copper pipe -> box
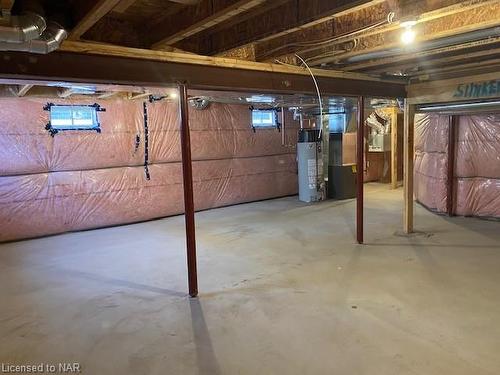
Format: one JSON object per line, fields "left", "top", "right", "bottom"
{"left": 179, "top": 84, "right": 198, "bottom": 297}
{"left": 356, "top": 96, "right": 365, "bottom": 244}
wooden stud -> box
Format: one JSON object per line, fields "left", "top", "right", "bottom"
{"left": 390, "top": 106, "right": 398, "bottom": 190}
{"left": 16, "top": 84, "right": 33, "bottom": 97}
{"left": 403, "top": 100, "right": 415, "bottom": 234}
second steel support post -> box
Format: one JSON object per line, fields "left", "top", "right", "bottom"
{"left": 356, "top": 96, "right": 365, "bottom": 244}
{"left": 179, "top": 84, "right": 198, "bottom": 297}
{"left": 447, "top": 115, "right": 458, "bottom": 216}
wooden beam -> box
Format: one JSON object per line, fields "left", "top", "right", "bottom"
{"left": 152, "top": 0, "right": 266, "bottom": 49}
{"left": 69, "top": 0, "right": 123, "bottom": 40}
{"left": 16, "top": 84, "right": 33, "bottom": 97}
{"left": 403, "top": 100, "right": 415, "bottom": 234}
{"left": 390, "top": 106, "right": 398, "bottom": 189}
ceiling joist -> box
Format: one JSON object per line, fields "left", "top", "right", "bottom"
{"left": 151, "top": 0, "right": 266, "bottom": 49}
{"left": 69, "top": 0, "right": 124, "bottom": 40}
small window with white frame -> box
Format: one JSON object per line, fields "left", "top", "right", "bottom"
{"left": 44, "top": 103, "right": 104, "bottom": 136}
{"left": 251, "top": 108, "right": 278, "bottom": 129}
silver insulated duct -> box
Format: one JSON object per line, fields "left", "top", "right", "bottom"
{"left": 0, "top": 12, "right": 46, "bottom": 42}
{"left": 0, "top": 1, "right": 67, "bottom": 54}
{"left": 0, "top": 21, "right": 67, "bottom": 53}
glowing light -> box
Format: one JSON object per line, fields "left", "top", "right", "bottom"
{"left": 169, "top": 92, "right": 178, "bottom": 99}
{"left": 401, "top": 27, "right": 416, "bottom": 45}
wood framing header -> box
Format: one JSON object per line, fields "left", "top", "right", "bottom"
{"left": 0, "top": 41, "right": 406, "bottom": 98}
{"left": 408, "top": 71, "right": 500, "bottom": 105}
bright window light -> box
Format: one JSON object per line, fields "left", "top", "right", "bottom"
{"left": 251, "top": 109, "right": 277, "bottom": 128}
{"left": 50, "top": 105, "right": 99, "bottom": 130}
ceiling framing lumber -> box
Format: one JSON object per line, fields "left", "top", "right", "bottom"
{"left": 151, "top": 0, "right": 266, "bottom": 49}
{"left": 112, "top": 0, "right": 138, "bottom": 13}
{"left": 69, "top": 0, "right": 124, "bottom": 40}
{"left": 407, "top": 71, "right": 500, "bottom": 105}
{"left": 0, "top": 41, "right": 406, "bottom": 98}
{"left": 363, "top": 46, "right": 500, "bottom": 76}
{"left": 16, "top": 84, "right": 33, "bottom": 97}
{"left": 306, "top": 2, "right": 500, "bottom": 67}
{"left": 219, "top": 0, "right": 385, "bottom": 56}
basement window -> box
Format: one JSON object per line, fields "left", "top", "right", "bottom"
{"left": 44, "top": 103, "right": 104, "bottom": 136}
{"left": 251, "top": 108, "right": 278, "bottom": 128}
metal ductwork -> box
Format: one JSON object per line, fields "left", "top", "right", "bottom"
{"left": 0, "top": 0, "right": 67, "bottom": 54}
{"left": 0, "top": 12, "right": 46, "bottom": 42}
{"left": 0, "top": 21, "right": 67, "bottom": 53}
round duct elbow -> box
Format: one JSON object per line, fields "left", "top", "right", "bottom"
{"left": 0, "top": 12, "right": 46, "bottom": 43}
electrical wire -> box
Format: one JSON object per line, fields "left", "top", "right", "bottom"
{"left": 259, "top": 13, "right": 393, "bottom": 61}
{"left": 294, "top": 53, "right": 323, "bottom": 141}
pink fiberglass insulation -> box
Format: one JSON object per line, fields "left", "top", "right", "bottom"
{"left": 0, "top": 97, "right": 299, "bottom": 241}
{"left": 414, "top": 113, "right": 449, "bottom": 212}
{"left": 454, "top": 115, "right": 500, "bottom": 218}
{"left": 414, "top": 113, "right": 499, "bottom": 218}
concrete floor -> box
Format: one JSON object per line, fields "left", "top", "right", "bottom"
{"left": 0, "top": 183, "right": 499, "bottom": 375}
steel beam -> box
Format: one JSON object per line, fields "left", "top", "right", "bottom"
{"left": 0, "top": 50, "right": 406, "bottom": 98}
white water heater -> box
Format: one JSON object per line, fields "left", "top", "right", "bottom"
{"left": 297, "top": 129, "right": 324, "bottom": 203}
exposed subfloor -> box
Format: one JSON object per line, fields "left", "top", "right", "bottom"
{"left": 1, "top": 183, "right": 499, "bottom": 375}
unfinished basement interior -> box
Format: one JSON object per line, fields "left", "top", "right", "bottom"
{"left": 0, "top": 0, "right": 499, "bottom": 374}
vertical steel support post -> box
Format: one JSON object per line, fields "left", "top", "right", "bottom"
{"left": 403, "top": 100, "right": 416, "bottom": 234}
{"left": 179, "top": 84, "right": 198, "bottom": 297}
{"left": 356, "top": 96, "right": 365, "bottom": 244}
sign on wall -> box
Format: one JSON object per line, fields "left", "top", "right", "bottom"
{"left": 453, "top": 80, "right": 500, "bottom": 99}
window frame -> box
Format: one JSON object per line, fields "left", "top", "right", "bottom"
{"left": 250, "top": 107, "right": 280, "bottom": 130}
{"left": 44, "top": 103, "right": 105, "bottom": 136}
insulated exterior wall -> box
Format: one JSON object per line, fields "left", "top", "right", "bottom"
{"left": 414, "top": 113, "right": 449, "bottom": 213}
{"left": 454, "top": 115, "right": 500, "bottom": 217}
{"left": 413, "top": 113, "right": 499, "bottom": 218}
{"left": 0, "top": 98, "right": 299, "bottom": 242}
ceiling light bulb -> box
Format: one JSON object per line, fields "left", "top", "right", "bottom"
{"left": 401, "top": 27, "right": 416, "bottom": 45}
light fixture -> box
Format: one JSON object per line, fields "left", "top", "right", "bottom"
{"left": 401, "top": 27, "right": 416, "bottom": 44}
{"left": 400, "top": 19, "right": 417, "bottom": 45}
